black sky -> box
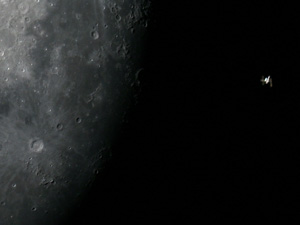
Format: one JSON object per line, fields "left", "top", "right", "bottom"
{"left": 69, "top": 2, "right": 300, "bottom": 224}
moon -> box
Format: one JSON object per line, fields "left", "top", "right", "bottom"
{"left": 0, "top": 0, "right": 150, "bottom": 224}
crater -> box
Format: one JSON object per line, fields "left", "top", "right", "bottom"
{"left": 17, "top": 2, "right": 29, "bottom": 14}
{"left": 29, "top": 138, "right": 44, "bottom": 153}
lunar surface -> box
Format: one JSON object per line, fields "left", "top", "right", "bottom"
{"left": 0, "top": 0, "right": 150, "bottom": 224}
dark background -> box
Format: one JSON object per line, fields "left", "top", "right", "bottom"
{"left": 70, "top": 2, "right": 300, "bottom": 224}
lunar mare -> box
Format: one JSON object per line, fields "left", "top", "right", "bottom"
{"left": 0, "top": 0, "right": 150, "bottom": 224}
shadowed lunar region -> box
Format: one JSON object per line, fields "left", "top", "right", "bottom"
{"left": 0, "top": 0, "right": 150, "bottom": 224}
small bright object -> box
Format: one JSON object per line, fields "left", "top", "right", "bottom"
{"left": 265, "top": 76, "right": 270, "bottom": 83}
{"left": 261, "top": 75, "right": 273, "bottom": 87}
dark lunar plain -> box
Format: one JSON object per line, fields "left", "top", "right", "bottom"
{"left": 2, "top": 1, "right": 300, "bottom": 224}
